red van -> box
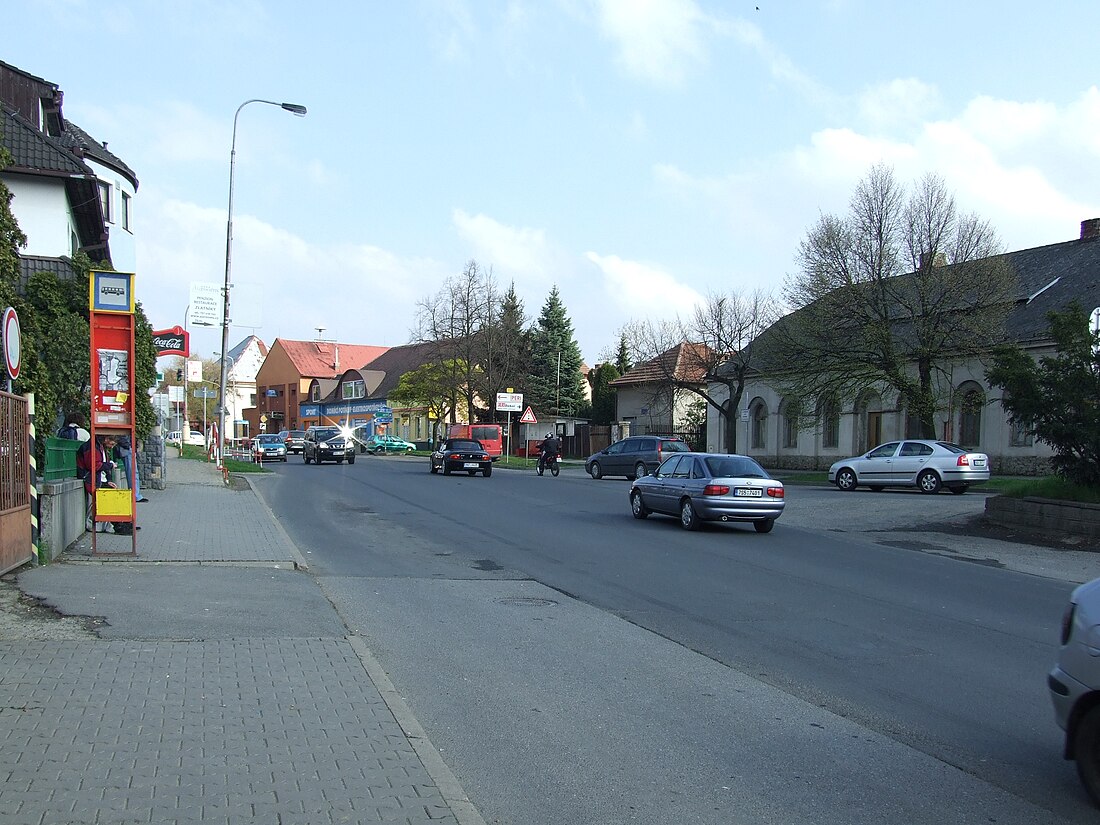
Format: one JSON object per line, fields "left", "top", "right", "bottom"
{"left": 447, "top": 423, "right": 503, "bottom": 459}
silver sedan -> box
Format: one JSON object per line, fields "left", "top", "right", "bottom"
{"left": 629, "top": 452, "right": 785, "bottom": 532}
{"left": 828, "top": 439, "right": 990, "bottom": 495}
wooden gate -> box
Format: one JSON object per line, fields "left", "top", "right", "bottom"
{"left": 0, "top": 390, "right": 31, "bottom": 574}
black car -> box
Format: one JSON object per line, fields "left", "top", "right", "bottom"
{"left": 282, "top": 430, "right": 307, "bottom": 454}
{"left": 430, "top": 438, "right": 492, "bottom": 477}
{"left": 585, "top": 435, "right": 690, "bottom": 480}
{"left": 303, "top": 426, "right": 355, "bottom": 465}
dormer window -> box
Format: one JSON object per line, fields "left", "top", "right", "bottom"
{"left": 311, "top": 385, "right": 319, "bottom": 402}
{"left": 342, "top": 379, "right": 364, "bottom": 400}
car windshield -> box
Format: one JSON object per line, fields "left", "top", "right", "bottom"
{"left": 703, "top": 456, "right": 769, "bottom": 479}
{"left": 313, "top": 428, "right": 340, "bottom": 440}
{"left": 256, "top": 435, "right": 281, "bottom": 444}
{"left": 448, "top": 440, "right": 482, "bottom": 451}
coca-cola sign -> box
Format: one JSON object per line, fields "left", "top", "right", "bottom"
{"left": 152, "top": 326, "right": 189, "bottom": 356}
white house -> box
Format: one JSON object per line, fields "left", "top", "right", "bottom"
{"left": 705, "top": 220, "right": 1100, "bottom": 476}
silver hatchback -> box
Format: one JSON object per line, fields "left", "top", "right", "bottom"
{"left": 629, "top": 452, "right": 785, "bottom": 532}
{"left": 828, "top": 439, "right": 989, "bottom": 495}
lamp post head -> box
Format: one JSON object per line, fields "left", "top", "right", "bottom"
{"left": 281, "top": 103, "right": 308, "bottom": 117}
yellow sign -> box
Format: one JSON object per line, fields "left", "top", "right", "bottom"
{"left": 96, "top": 488, "right": 133, "bottom": 517}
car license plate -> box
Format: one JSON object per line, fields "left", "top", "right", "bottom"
{"left": 974, "top": 458, "right": 986, "bottom": 467}
{"left": 735, "top": 488, "right": 762, "bottom": 497}
{"left": 463, "top": 462, "right": 480, "bottom": 468}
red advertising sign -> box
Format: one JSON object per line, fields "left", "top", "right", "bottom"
{"left": 152, "top": 325, "right": 189, "bottom": 357}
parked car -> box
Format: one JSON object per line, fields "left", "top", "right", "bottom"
{"left": 364, "top": 434, "right": 416, "bottom": 455}
{"left": 251, "top": 433, "right": 287, "bottom": 462}
{"left": 629, "top": 452, "right": 785, "bottom": 532}
{"left": 282, "top": 430, "right": 307, "bottom": 454}
{"left": 303, "top": 426, "right": 355, "bottom": 465}
{"left": 827, "top": 439, "right": 990, "bottom": 494}
{"left": 165, "top": 430, "right": 182, "bottom": 447}
{"left": 172, "top": 430, "right": 206, "bottom": 447}
{"left": 1049, "top": 576, "right": 1100, "bottom": 806}
{"left": 586, "top": 435, "right": 690, "bottom": 480}
{"left": 430, "top": 438, "right": 492, "bottom": 477}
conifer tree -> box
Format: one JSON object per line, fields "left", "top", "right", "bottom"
{"left": 528, "top": 286, "right": 586, "bottom": 417}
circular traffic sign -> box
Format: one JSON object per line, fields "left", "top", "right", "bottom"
{"left": 2, "top": 307, "right": 20, "bottom": 381}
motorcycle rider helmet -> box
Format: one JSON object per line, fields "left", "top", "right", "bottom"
{"left": 546, "top": 432, "right": 553, "bottom": 439}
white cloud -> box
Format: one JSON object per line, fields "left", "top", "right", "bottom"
{"left": 593, "top": 0, "right": 707, "bottom": 87}
{"left": 857, "top": 78, "right": 942, "bottom": 133}
{"left": 452, "top": 209, "right": 553, "bottom": 278}
{"left": 584, "top": 252, "right": 703, "bottom": 317}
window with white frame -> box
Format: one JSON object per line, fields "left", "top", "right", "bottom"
{"left": 311, "top": 385, "right": 319, "bottom": 402}
{"left": 98, "top": 181, "right": 112, "bottom": 223}
{"left": 121, "top": 191, "right": 132, "bottom": 231}
{"left": 341, "top": 379, "right": 364, "bottom": 400}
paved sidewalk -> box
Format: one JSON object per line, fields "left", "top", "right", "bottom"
{"left": 1, "top": 454, "right": 484, "bottom": 825}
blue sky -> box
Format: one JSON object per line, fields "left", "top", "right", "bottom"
{"left": 6, "top": 0, "right": 1100, "bottom": 364}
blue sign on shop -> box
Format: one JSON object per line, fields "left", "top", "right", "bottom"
{"left": 300, "top": 399, "right": 389, "bottom": 419}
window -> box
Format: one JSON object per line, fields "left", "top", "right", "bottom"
{"left": 341, "top": 379, "right": 364, "bottom": 400}
{"left": 1010, "top": 419, "right": 1034, "bottom": 447}
{"left": 958, "top": 387, "right": 984, "bottom": 448}
{"left": 98, "top": 181, "right": 112, "bottom": 223}
{"left": 751, "top": 401, "right": 768, "bottom": 449}
{"left": 781, "top": 398, "right": 801, "bottom": 448}
{"left": 819, "top": 395, "right": 839, "bottom": 449}
{"left": 121, "top": 191, "right": 132, "bottom": 231}
{"left": 310, "top": 386, "right": 320, "bottom": 402}
{"left": 899, "top": 442, "right": 934, "bottom": 457}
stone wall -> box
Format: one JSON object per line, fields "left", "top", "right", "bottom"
{"left": 136, "top": 435, "right": 166, "bottom": 491}
{"left": 985, "top": 495, "right": 1100, "bottom": 548}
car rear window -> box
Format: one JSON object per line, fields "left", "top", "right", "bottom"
{"left": 660, "top": 439, "right": 689, "bottom": 453}
{"left": 704, "top": 456, "right": 768, "bottom": 478}
{"left": 449, "top": 440, "right": 482, "bottom": 451}
{"left": 936, "top": 441, "right": 966, "bottom": 454}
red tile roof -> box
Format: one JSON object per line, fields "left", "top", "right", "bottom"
{"left": 610, "top": 342, "right": 713, "bottom": 386}
{"left": 276, "top": 338, "right": 390, "bottom": 379}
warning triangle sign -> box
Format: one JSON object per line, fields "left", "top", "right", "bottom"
{"left": 519, "top": 406, "right": 538, "bottom": 424}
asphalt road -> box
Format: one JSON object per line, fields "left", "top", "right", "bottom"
{"left": 251, "top": 456, "right": 1098, "bottom": 824}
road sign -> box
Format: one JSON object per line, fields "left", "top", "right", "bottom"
{"left": 519, "top": 406, "right": 537, "bottom": 424}
{"left": 496, "top": 392, "right": 523, "bottom": 412}
{"left": 193, "top": 388, "right": 217, "bottom": 399}
{"left": 2, "top": 306, "right": 20, "bottom": 381}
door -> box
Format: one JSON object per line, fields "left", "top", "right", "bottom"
{"left": 892, "top": 441, "right": 935, "bottom": 484}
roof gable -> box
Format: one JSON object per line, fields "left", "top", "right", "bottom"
{"left": 273, "top": 338, "right": 390, "bottom": 379}
{"left": 611, "top": 342, "right": 712, "bottom": 386}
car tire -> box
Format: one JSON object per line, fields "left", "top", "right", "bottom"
{"left": 949, "top": 484, "right": 968, "bottom": 495}
{"left": 754, "top": 519, "right": 775, "bottom": 534}
{"left": 680, "top": 498, "right": 700, "bottom": 531}
{"left": 917, "top": 469, "right": 941, "bottom": 494}
{"left": 835, "top": 468, "right": 857, "bottom": 491}
{"left": 630, "top": 491, "right": 649, "bottom": 519}
{"left": 483, "top": 466, "right": 492, "bottom": 477}
{"left": 304, "top": 453, "right": 312, "bottom": 465}
{"left": 634, "top": 462, "right": 647, "bottom": 480}
{"left": 348, "top": 455, "right": 355, "bottom": 465}
{"left": 1075, "top": 705, "right": 1100, "bottom": 806}
{"left": 589, "top": 461, "right": 603, "bottom": 480}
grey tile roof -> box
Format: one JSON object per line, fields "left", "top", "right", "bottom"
{"left": 58, "top": 119, "right": 138, "bottom": 190}
{"left": 2, "top": 103, "right": 89, "bottom": 175}
{"left": 17, "top": 256, "right": 78, "bottom": 293}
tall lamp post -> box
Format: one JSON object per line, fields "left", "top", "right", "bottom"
{"left": 218, "top": 98, "right": 306, "bottom": 464}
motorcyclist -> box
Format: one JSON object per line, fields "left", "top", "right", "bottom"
{"left": 537, "top": 431, "right": 561, "bottom": 471}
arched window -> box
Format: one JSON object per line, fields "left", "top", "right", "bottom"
{"left": 751, "top": 399, "right": 768, "bottom": 449}
{"left": 958, "top": 384, "right": 984, "bottom": 448}
{"left": 781, "top": 397, "right": 801, "bottom": 448}
{"left": 818, "top": 394, "right": 840, "bottom": 449}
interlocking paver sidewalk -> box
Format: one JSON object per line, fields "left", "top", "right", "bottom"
{"left": 1, "top": 453, "right": 480, "bottom": 825}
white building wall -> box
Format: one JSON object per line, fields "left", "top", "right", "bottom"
{"left": 4, "top": 175, "right": 73, "bottom": 256}
{"left": 226, "top": 339, "right": 267, "bottom": 432}
{"left": 83, "top": 157, "right": 137, "bottom": 273}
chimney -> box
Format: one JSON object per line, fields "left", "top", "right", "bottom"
{"left": 1081, "top": 218, "right": 1100, "bottom": 241}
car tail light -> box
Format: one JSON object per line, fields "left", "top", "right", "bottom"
{"left": 767, "top": 487, "right": 784, "bottom": 498}
{"left": 957, "top": 455, "right": 971, "bottom": 467}
{"left": 1061, "top": 603, "right": 1077, "bottom": 646}
{"left": 703, "top": 484, "right": 730, "bottom": 496}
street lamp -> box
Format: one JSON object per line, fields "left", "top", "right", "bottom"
{"left": 218, "top": 98, "right": 306, "bottom": 464}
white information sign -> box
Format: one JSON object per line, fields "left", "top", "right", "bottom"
{"left": 186, "top": 359, "right": 204, "bottom": 382}
{"left": 188, "top": 282, "right": 221, "bottom": 327}
{"left": 496, "top": 392, "right": 523, "bottom": 412}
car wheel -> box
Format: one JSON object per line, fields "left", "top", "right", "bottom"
{"left": 430, "top": 461, "right": 438, "bottom": 474}
{"left": 589, "top": 461, "right": 603, "bottom": 480}
{"left": 835, "top": 468, "right": 857, "bottom": 491}
{"left": 634, "top": 462, "right": 647, "bottom": 480}
{"left": 754, "top": 519, "right": 775, "bottom": 534}
{"left": 949, "top": 484, "right": 968, "bottom": 495}
{"left": 680, "top": 498, "right": 700, "bottom": 531}
{"left": 1075, "top": 705, "right": 1100, "bottom": 806}
{"left": 630, "top": 491, "right": 649, "bottom": 519}
{"left": 304, "top": 453, "right": 311, "bottom": 465}
{"left": 917, "top": 469, "right": 941, "bottom": 494}
{"left": 870, "top": 486, "right": 884, "bottom": 492}
{"left": 483, "top": 466, "right": 492, "bottom": 477}
{"left": 348, "top": 455, "right": 355, "bottom": 465}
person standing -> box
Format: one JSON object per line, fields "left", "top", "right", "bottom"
{"left": 57, "top": 412, "right": 91, "bottom": 442}
{"left": 114, "top": 435, "right": 148, "bottom": 502}
{"left": 77, "top": 434, "right": 118, "bottom": 531}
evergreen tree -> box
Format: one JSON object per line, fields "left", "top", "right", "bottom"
{"left": 590, "top": 362, "right": 620, "bottom": 425}
{"left": 614, "top": 332, "right": 632, "bottom": 375}
{"left": 479, "top": 282, "right": 530, "bottom": 416}
{"left": 528, "top": 286, "right": 586, "bottom": 417}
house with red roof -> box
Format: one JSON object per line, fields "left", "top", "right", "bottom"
{"left": 610, "top": 342, "right": 712, "bottom": 439}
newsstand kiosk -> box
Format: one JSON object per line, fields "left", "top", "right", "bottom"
{"left": 89, "top": 270, "right": 137, "bottom": 556}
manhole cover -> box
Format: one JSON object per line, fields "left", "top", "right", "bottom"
{"left": 496, "top": 596, "right": 558, "bottom": 607}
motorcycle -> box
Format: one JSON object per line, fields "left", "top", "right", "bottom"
{"left": 536, "top": 449, "right": 561, "bottom": 477}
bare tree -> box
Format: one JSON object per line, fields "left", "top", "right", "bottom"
{"left": 773, "top": 164, "right": 1017, "bottom": 437}
{"left": 628, "top": 289, "right": 779, "bottom": 451}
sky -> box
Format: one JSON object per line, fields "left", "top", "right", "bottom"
{"left": 6, "top": 0, "right": 1100, "bottom": 367}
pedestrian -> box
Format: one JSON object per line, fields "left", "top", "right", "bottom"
{"left": 114, "top": 434, "right": 148, "bottom": 502}
{"left": 77, "top": 434, "right": 118, "bottom": 532}
{"left": 57, "top": 411, "right": 90, "bottom": 441}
